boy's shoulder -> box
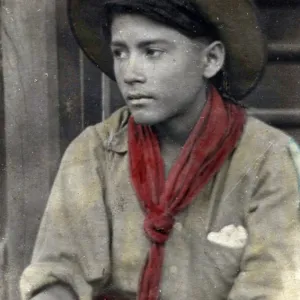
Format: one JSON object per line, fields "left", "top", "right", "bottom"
{"left": 93, "top": 106, "right": 130, "bottom": 145}
{"left": 242, "top": 116, "right": 292, "bottom": 151}
{"left": 68, "top": 109, "right": 295, "bottom": 160}
{"left": 68, "top": 106, "right": 130, "bottom": 154}
{"left": 230, "top": 115, "right": 295, "bottom": 178}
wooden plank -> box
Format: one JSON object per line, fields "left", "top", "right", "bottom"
{"left": 0, "top": 237, "right": 7, "bottom": 300}
{"left": 268, "top": 43, "right": 300, "bottom": 62}
{"left": 2, "top": 1, "right": 60, "bottom": 299}
{"left": 56, "top": 0, "right": 84, "bottom": 153}
{"left": 248, "top": 108, "right": 300, "bottom": 127}
{"left": 83, "top": 54, "right": 103, "bottom": 127}
{"left": 244, "top": 63, "right": 300, "bottom": 109}
{"left": 102, "top": 74, "right": 111, "bottom": 120}
{"left": 256, "top": 0, "right": 300, "bottom": 7}
{"left": 0, "top": 0, "right": 7, "bottom": 297}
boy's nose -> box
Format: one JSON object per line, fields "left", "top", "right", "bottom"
{"left": 123, "top": 58, "right": 146, "bottom": 85}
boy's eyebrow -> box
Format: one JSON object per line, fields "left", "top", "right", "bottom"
{"left": 110, "top": 39, "right": 171, "bottom": 48}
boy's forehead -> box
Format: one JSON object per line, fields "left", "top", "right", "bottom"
{"left": 111, "top": 14, "right": 171, "bottom": 36}
{"left": 111, "top": 14, "right": 194, "bottom": 46}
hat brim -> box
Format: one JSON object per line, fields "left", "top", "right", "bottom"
{"left": 67, "top": 0, "right": 267, "bottom": 100}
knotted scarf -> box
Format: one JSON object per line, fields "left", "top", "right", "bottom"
{"left": 128, "top": 86, "right": 246, "bottom": 300}
{"left": 95, "top": 86, "right": 245, "bottom": 300}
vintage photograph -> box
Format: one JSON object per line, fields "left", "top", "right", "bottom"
{"left": 1, "top": 0, "right": 300, "bottom": 300}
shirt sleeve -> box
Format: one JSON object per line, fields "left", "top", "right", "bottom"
{"left": 19, "top": 126, "right": 111, "bottom": 300}
{"left": 228, "top": 138, "right": 300, "bottom": 300}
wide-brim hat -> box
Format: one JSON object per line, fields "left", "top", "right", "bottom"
{"left": 68, "top": 0, "right": 267, "bottom": 100}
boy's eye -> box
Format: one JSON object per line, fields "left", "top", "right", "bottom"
{"left": 112, "top": 49, "right": 127, "bottom": 59}
{"left": 146, "top": 49, "right": 164, "bottom": 58}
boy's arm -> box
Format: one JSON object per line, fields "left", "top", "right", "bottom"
{"left": 229, "top": 139, "right": 300, "bottom": 299}
{"left": 20, "top": 127, "right": 111, "bottom": 300}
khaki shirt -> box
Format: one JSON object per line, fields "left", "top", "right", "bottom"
{"left": 20, "top": 106, "right": 300, "bottom": 300}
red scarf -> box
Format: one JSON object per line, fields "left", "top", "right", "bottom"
{"left": 96, "top": 87, "right": 245, "bottom": 300}
{"left": 128, "top": 86, "right": 246, "bottom": 300}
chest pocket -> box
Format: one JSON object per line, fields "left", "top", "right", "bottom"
{"left": 204, "top": 226, "right": 246, "bottom": 280}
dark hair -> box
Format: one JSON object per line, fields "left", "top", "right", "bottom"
{"left": 99, "top": 0, "right": 219, "bottom": 42}
{"left": 98, "top": 0, "right": 244, "bottom": 106}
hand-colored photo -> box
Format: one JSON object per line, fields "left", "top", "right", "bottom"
{"left": 1, "top": 1, "right": 300, "bottom": 300}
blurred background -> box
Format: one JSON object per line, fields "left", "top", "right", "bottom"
{"left": 0, "top": 0, "right": 300, "bottom": 299}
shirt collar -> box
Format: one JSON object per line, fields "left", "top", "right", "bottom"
{"left": 107, "top": 124, "right": 128, "bottom": 153}
{"left": 105, "top": 107, "right": 248, "bottom": 155}
{"left": 103, "top": 106, "right": 130, "bottom": 153}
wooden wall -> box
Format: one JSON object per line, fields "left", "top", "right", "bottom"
{"left": 1, "top": 1, "right": 60, "bottom": 299}
{"left": 0, "top": 1, "right": 299, "bottom": 300}
{"left": 246, "top": 1, "right": 300, "bottom": 141}
{"left": 0, "top": 1, "right": 6, "bottom": 299}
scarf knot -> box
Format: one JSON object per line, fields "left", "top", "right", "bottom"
{"left": 144, "top": 210, "right": 175, "bottom": 244}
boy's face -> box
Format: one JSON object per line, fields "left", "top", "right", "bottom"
{"left": 110, "top": 14, "right": 213, "bottom": 125}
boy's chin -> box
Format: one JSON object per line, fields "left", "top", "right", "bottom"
{"left": 130, "top": 112, "right": 160, "bottom": 126}
{"left": 132, "top": 117, "right": 157, "bottom": 126}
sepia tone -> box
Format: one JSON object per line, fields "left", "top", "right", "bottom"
{"left": 0, "top": 0, "right": 300, "bottom": 300}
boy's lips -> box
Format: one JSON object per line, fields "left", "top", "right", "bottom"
{"left": 127, "top": 93, "right": 153, "bottom": 100}
{"left": 126, "top": 93, "right": 154, "bottom": 105}
{"left": 128, "top": 98, "right": 154, "bottom": 105}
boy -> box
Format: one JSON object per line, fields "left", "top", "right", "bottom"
{"left": 20, "top": 0, "right": 300, "bottom": 299}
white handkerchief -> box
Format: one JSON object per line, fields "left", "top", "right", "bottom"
{"left": 207, "top": 224, "right": 248, "bottom": 249}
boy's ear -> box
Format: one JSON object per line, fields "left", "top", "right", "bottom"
{"left": 203, "top": 41, "right": 225, "bottom": 79}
